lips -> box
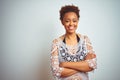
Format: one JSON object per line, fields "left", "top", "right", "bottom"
{"left": 68, "top": 26, "right": 74, "bottom": 30}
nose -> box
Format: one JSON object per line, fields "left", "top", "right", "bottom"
{"left": 70, "top": 21, "right": 73, "bottom": 26}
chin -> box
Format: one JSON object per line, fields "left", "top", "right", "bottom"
{"left": 67, "top": 31, "right": 76, "bottom": 34}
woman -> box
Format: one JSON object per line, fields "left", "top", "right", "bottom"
{"left": 50, "top": 5, "right": 97, "bottom": 80}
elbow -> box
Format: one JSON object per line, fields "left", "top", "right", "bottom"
{"left": 85, "top": 58, "right": 97, "bottom": 72}
{"left": 52, "top": 67, "right": 63, "bottom": 78}
{"left": 52, "top": 71, "right": 61, "bottom": 78}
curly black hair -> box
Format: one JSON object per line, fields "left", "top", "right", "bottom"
{"left": 59, "top": 5, "right": 80, "bottom": 21}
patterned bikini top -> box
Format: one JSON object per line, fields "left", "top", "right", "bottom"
{"left": 58, "top": 34, "right": 88, "bottom": 62}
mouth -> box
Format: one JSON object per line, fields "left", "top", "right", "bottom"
{"left": 68, "top": 26, "right": 74, "bottom": 30}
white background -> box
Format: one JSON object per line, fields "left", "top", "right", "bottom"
{"left": 1, "top": 0, "right": 120, "bottom": 80}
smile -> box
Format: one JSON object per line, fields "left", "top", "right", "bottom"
{"left": 68, "top": 26, "right": 74, "bottom": 30}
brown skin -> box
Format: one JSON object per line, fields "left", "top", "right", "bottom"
{"left": 60, "top": 53, "right": 96, "bottom": 71}
{"left": 60, "top": 53, "right": 96, "bottom": 77}
{"left": 59, "top": 12, "right": 96, "bottom": 77}
{"left": 61, "top": 12, "right": 79, "bottom": 35}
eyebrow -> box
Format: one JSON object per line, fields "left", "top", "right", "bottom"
{"left": 64, "top": 18, "right": 78, "bottom": 20}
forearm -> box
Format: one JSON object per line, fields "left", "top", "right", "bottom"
{"left": 60, "top": 61, "right": 93, "bottom": 72}
{"left": 60, "top": 67, "right": 78, "bottom": 77}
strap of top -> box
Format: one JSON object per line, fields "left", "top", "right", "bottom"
{"left": 63, "top": 34, "right": 80, "bottom": 43}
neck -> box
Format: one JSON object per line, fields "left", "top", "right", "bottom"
{"left": 65, "top": 32, "right": 77, "bottom": 40}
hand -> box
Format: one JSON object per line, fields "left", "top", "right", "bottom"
{"left": 59, "top": 62, "right": 65, "bottom": 67}
{"left": 85, "top": 53, "right": 96, "bottom": 60}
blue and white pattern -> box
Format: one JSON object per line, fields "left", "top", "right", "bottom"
{"left": 50, "top": 34, "right": 97, "bottom": 80}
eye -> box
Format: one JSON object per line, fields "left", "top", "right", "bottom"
{"left": 65, "top": 20, "right": 69, "bottom": 23}
{"left": 73, "top": 20, "right": 77, "bottom": 22}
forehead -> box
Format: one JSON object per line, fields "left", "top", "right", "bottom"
{"left": 63, "top": 12, "right": 78, "bottom": 19}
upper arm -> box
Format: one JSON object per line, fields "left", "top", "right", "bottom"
{"left": 84, "top": 35, "right": 97, "bottom": 69}
{"left": 50, "top": 39, "right": 64, "bottom": 78}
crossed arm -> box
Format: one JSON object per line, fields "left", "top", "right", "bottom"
{"left": 51, "top": 36, "right": 97, "bottom": 78}
{"left": 59, "top": 53, "right": 96, "bottom": 77}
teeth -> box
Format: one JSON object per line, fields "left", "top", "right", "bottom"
{"left": 69, "top": 26, "right": 74, "bottom": 29}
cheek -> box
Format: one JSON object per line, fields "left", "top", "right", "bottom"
{"left": 64, "top": 25, "right": 68, "bottom": 29}
{"left": 75, "top": 23, "right": 79, "bottom": 27}
{"left": 63, "top": 23, "right": 69, "bottom": 28}
{"left": 75, "top": 22, "right": 78, "bottom": 26}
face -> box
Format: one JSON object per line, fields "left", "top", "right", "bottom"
{"left": 62, "top": 12, "right": 79, "bottom": 34}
